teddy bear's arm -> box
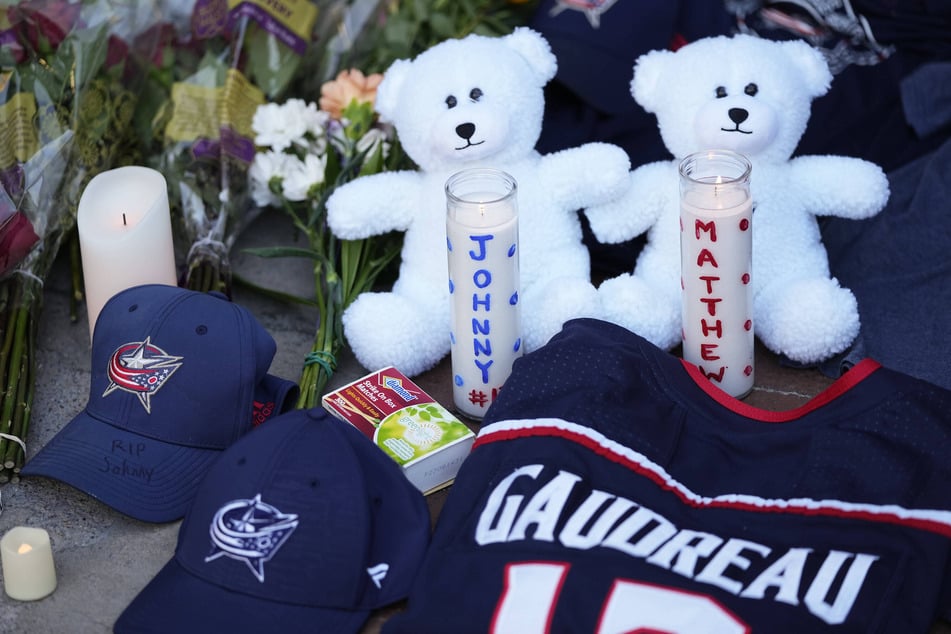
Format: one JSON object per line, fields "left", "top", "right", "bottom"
{"left": 584, "top": 160, "right": 673, "bottom": 244}
{"left": 326, "top": 170, "right": 423, "bottom": 239}
{"left": 788, "top": 155, "right": 890, "bottom": 220}
{"left": 539, "top": 142, "right": 631, "bottom": 210}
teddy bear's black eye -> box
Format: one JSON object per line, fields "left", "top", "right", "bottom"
{"left": 469, "top": 87, "right": 483, "bottom": 102}
{"left": 744, "top": 83, "right": 758, "bottom": 96}
{"left": 715, "top": 86, "right": 727, "bottom": 99}
{"left": 446, "top": 95, "right": 458, "bottom": 109}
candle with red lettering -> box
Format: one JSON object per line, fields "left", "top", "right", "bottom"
{"left": 679, "top": 150, "right": 754, "bottom": 398}
{"left": 446, "top": 168, "right": 522, "bottom": 419}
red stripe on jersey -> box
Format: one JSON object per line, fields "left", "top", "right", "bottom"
{"left": 474, "top": 418, "right": 951, "bottom": 539}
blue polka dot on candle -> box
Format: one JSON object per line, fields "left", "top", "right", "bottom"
{"left": 454, "top": 375, "right": 464, "bottom": 387}
{"left": 449, "top": 279, "right": 454, "bottom": 294}
{"left": 509, "top": 292, "right": 518, "bottom": 306}
{"left": 447, "top": 237, "right": 453, "bottom": 251}
{"left": 508, "top": 244, "right": 516, "bottom": 257}
{"left": 514, "top": 338, "right": 521, "bottom": 352}
{"left": 449, "top": 331, "right": 456, "bottom": 344}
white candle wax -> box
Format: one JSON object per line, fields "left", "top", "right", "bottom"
{"left": 78, "top": 166, "right": 178, "bottom": 341}
{"left": 446, "top": 170, "right": 522, "bottom": 419}
{"left": 680, "top": 152, "right": 754, "bottom": 398}
{"left": 1, "top": 526, "right": 57, "bottom": 601}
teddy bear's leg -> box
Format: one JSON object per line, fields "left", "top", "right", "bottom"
{"left": 754, "top": 277, "right": 861, "bottom": 365}
{"left": 598, "top": 273, "right": 682, "bottom": 351}
{"left": 342, "top": 290, "right": 450, "bottom": 377}
{"left": 521, "top": 277, "right": 602, "bottom": 351}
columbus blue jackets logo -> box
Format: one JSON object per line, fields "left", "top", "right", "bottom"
{"left": 205, "top": 494, "right": 299, "bottom": 583}
{"left": 103, "top": 337, "right": 183, "bottom": 413}
{"left": 549, "top": 0, "right": 619, "bottom": 28}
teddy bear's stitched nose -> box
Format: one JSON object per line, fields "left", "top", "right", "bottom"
{"left": 728, "top": 108, "right": 749, "bottom": 125}
{"left": 456, "top": 122, "right": 476, "bottom": 140}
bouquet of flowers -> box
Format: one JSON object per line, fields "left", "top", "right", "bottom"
{"left": 246, "top": 69, "right": 402, "bottom": 407}
{"left": 138, "top": 0, "right": 379, "bottom": 296}
{"left": 0, "top": 0, "right": 158, "bottom": 482}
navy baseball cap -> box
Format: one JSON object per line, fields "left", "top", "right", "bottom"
{"left": 114, "top": 408, "right": 431, "bottom": 633}
{"left": 21, "top": 284, "right": 298, "bottom": 523}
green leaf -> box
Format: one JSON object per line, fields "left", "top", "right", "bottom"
{"left": 429, "top": 12, "right": 457, "bottom": 38}
{"left": 233, "top": 273, "right": 318, "bottom": 307}
{"left": 241, "top": 22, "right": 301, "bottom": 99}
{"left": 358, "top": 141, "right": 385, "bottom": 177}
{"left": 243, "top": 245, "right": 323, "bottom": 259}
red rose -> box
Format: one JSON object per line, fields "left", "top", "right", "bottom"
{"left": 0, "top": 211, "right": 40, "bottom": 277}
{"left": 8, "top": 0, "right": 82, "bottom": 56}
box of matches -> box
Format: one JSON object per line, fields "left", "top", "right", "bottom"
{"left": 322, "top": 367, "right": 476, "bottom": 494}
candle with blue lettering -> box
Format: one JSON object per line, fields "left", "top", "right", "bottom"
{"left": 446, "top": 168, "right": 522, "bottom": 419}
{"left": 680, "top": 150, "right": 754, "bottom": 398}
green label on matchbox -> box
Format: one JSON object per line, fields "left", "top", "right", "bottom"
{"left": 374, "top": 404, "right": 473, "bottom": 464}
{"left": 322, "top": 367, "right": 475, "bottom": 493}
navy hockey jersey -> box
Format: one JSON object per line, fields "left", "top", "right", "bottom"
{"left": 384, "top": 318, "right": 951, "bottom": 633}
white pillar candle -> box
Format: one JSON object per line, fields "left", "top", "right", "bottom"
{"left": 78, "top": 166, "right": 178, "bottom": 341}
{"left": 446, "top": 168, "right": 522, "bottom": 419}
{"left": 1, "top": 526, "right": 57, "bottom": 601}
{"left": 679, "top": 150, "right": 754, "bottom": 398}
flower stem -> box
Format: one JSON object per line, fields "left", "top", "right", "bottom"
{"left": 296, "top": 240, "right": 341, "bottom": 408}
{"left": 0, "top": 275, "right": 39, "bottom": 481}
{"left": 69, "top": 229, "right": 83, "bottom": 324}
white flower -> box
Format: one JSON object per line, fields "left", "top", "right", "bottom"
{"left": 299, "top": 107, "right": 331, "bottom": 151}
{"left": 252, "top": 99, "right": 310, "bottom": 152}
{"left": 282, "top": 153, "right": 327, "bottom": 202}
{"left": 249, "top": 150, "right": 292, "bottom": 207}
{"left": 356, "top": 127, "right": 390, "bottom": 160}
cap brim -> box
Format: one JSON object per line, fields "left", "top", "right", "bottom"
{"left": 115, "top": 557, "right": 369, "bottom": 633}
{"left": 20, "top": 413, "right": 221, "bottom": 523}
{"left": 255, "top": 373, "right": 299, "bottom": 422}
{"left": 21, "top": 373, "right": 297, "bottom": 523}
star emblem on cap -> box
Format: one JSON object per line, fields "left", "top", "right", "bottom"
{"left": 103, "top": 337, "right": 183, "bottom": 413}
{"left": 205, "top": 494, "right": 299, "bottom": 583}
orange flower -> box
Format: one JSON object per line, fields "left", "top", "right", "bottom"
{"left": 319, "top": 69, "right": 384, "bottom": 119}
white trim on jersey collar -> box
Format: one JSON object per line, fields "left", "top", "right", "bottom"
{"left": 476, "top": 418, "right": 951, "bottom": 538}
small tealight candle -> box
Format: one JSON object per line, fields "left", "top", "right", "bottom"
{"left": 446, "top": 168, "right": 522, "bottom": 419}
{"left": 1, "top": 526, "right": 57, "bottom": 601}
{"left": 78, "top": 165, "right": 178, "bottom": 341}
{"left": 679, "top": 150, "right": 754, "bottom": 398}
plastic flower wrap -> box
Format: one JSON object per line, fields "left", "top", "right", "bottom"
{"left": 138, "top": 0, "right": 368, "bottom": 295}
{"left": 246, "top": 71, "right": 402, "bottom": 407}
{"left": 0, "top": 0, "right": 158, "bottom": 482}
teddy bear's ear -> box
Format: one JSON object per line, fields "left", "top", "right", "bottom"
{"left": 503, "top": 27, "right": 557, "bottom": 85}
{"left": 375, "top": 58, "right": 412, "bottom": 123}
{"left": 630, "top": 48, "right": 674, "bottom": 114}
{"left": 781, "top": 39, "right": 833, "bottom": 98}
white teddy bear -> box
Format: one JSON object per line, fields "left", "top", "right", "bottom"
{"left": 327, "top": 27, "right": 631, "bottom": 376}
{"left": 587, "top": 34, "right": 890, "bottom": 365}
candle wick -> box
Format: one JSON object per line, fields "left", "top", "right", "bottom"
{"left": 122, "top": 213, "right": 127, "bottom": 226}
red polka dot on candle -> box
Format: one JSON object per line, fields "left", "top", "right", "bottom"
{"left": 742, "top": 273, "right": 750, "bottom": 284}
{"left": 744, "top": 319, "right": 752, "bottom": 331}
{"left": 739, "top": 218, "right": 750, "bottom": 231}
{"left": 744, "top": 365, "right": 753, "bottom": 376}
